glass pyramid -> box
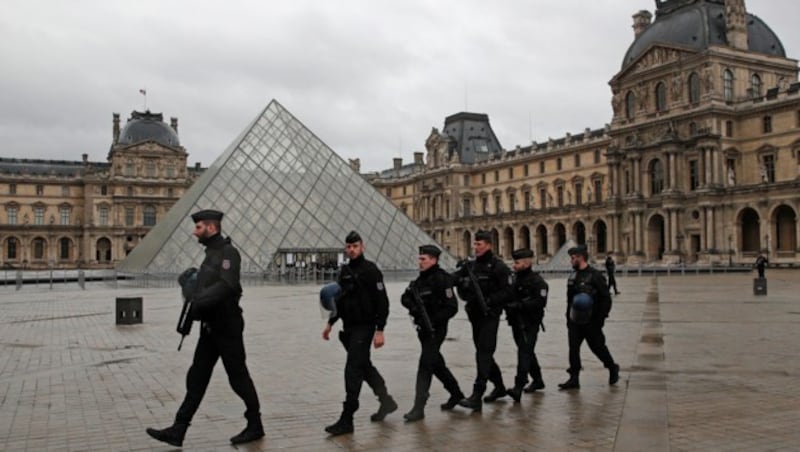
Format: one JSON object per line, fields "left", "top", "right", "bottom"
{"left": 118, "top": 100, "right": 454, "bottom": 276}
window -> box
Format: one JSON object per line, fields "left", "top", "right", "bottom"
{"left": 125, "top": 162, "right": 135, "bottom": 176}
{"left": 167, "top": 188, "right": 174, "bottom": 198}
{"left": 494, "top": 170, "right": 499, "bottom": 182}
{"left": 508, "top": 193, "right": 516, "bottom": 213}
{"left": 60, "top": 207, "right": 70, "bottom": 225}
{"left": 594, "top": 179, "right": 602, "bottom": 203}
{"left": 689, "top": 122, "right": 698, "bottom": 135}
{"left": 36, "top": 184, "right": 44, "bottom": 196}
{"left": 540, "top": 189, "right": 547, "bottom": 209}
{"left": 145, "top": 161, "right": 156, "bottom": 178}
{"left": 481, "top": 174, "right": 486, "bottom": 185}
{"left": 725, "top": 120, "right": 733, "bottom": 137}
{"left": 481, "top": 197, "right": 488, "bottom": 215}
{"left": 166, "top": 164, "right": 175, "bottom": 178}
{"left": 8, "top": 206, "right": 17, "bottom": 225}
{"left": 650, "top": 159, "right": 664, "bottom": 195}
{"left": 99, "top": 206, "right": 108, "bottom": 226}
{"left": 763, "top": 116, "right": 773, "bottom": 134}
{"left": 575, "top": 182, "right": 583, "bottom": 206}
{"left": 556, "top": 158, "right": 562, "bottom": 171}
{"left": 403, "top": 185, "right": 408, "bottom": 195}
{"left": 523, "top": 192, "right": 531, "bottom": 210}
{"left": 556, "top": 186, "right": 564, "bottom": 207}
{"left": 762, "top": 155, "right": 776, "bottom": 183}
{"left": 444, "top": 199, "right": 450, "bottom": 219}
{"left": 127, "top": 186, "right": 134, "bottom": 197}
{"left": 625, "top": 91, "right": 636, "bottom": 119}
{"left": 723, "top": 69, "right": 734, "bottom": 101}
{"left": 494, "top": 195, "right": 502, "bottom": 214}
{"left": 385, "top": 188, "right": 392, "bottom": 197}
{"left": 9, "top": 183, "right": 16, "bottom": 195}
{"left": 751, "top": 73, "right": 762, "bottom": 98}
{"left": 524, "top": 164, "right": 529, "bottom": 177}
{"left": 462, "top": 199, "right": 471, "bottom": 217}
{"left": 100, "top": 185, "right": 108, "bottom": 196}
{"left": 688, "top": 72, "right": 701, "bottom": 103}
{"left": 508, "top": 167, "right": 514, "bottom": 180}
{"left": 655, "top": 82, "right": 667, "bottom": 111}
{"left": 539, "top": 161, "right": 545, "bottom": 174}
{"left": 624, "top": 169, "right": 631, "bottom": 194}
{"left": 34, "top": 206, "right": 44, "bottom": 225}
{"left": 143, "top": 206, "right": 156, "bottom": 226}
{"left": 594, "top": 149, "right": 601, "bottom": 164}
{"left": 574, "top": 153, "right": 581, "bottom": 167}
{"left": 60, "top": 238, "right": 71, "bottom": 260}
{"left": 689, "top": 160, "right": 699, "bottom": 190}
{"left": 125, "top": 207, "right": 134, "bottom": 226}
{"left": 33, "top": 238, "right": 45, "bottom": 260}
{"left": 61, "top": 186, "right": 70, "bottom": 197}
{"left": 7, "top": 237, "right": 17, "bottom": 260}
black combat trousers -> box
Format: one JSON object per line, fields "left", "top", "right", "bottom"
{"left": 607, "top": 273, "right": 619, "bottom": 294}
{"left": 339, "top": 326, "right": 389, "bottom": 414}
{"left": 414, "top": 325, "right": 460, "bottom": 400}
{"left": 511, "top": 323, "right": 542, "bottom": 388}
{"left": 468, "top": 313, "right": 504, "bottom": 394}
{"left": 566, "top": 319, "right": 615, "bottom": 376}
{"left": 175, "top": 317, "right": 260, "bottom": 425}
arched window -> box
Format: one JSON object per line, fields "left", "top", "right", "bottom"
{"left": 625, "top": 91, "right": 636, "bottom": 119}
{"left": 96, "top": 238, "right": 112, "bottom": 262}
{"left": 143, "top": 206, "right": 156, "bottom": 226}
{"left": 655, "top": 82, "right": 667, "bottom": 112}
{"left": 59, "top": 238, "right": 72, "bottom": 260}
{"left": 33, "top": 237, "right": 46, "bottom": 260}
{"left": 650, "top": 159, "right": 664, "bottom": 195}
{"left": 723, "top": 69, "right": 734, "bottom": 101}
{"left": 6, "top": 237, "right": 18, "bottom": 260}
{"left": 751, "top": 73, "right": 762, "bottom": 98}
{"left": 689, "top": 122, "right": 698, "bottom": 135}
{"left": 688, "top": 72, "right": 701, "bottom": 103}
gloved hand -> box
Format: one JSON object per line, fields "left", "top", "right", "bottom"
{"left": 505, "top": 301, "right": 522, "bottom": 313}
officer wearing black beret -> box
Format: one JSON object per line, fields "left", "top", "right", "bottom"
{"left": 560, "top": 244, "right": 619, "bottom": 390}
{"left": 505, "top": 248, "right": 549, "bottom": 401}
{"left": 451, "top": 230, "right": 514, "bottom": 411}
{"left": 147, "top": 209, "right": 264, "bottom": 447}
{"left": 322, "top": 231, "right": 396, "bottom": 435}
{"left": 399, "top": 245, "right": 464, "bottom": 421}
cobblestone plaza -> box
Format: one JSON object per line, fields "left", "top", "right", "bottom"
{"left": 1, "top": 271, "right": 798, "bottom": 451}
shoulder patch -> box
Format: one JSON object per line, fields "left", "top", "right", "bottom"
{"left": 377, "top": 282, "right": 385, "bottom": 291}
{"left": 222, "top": 259, "right": 231, "bottom": 270}
{"left": 445, "top": 288, "right": 454, "bottom": 298}
{"left": 540, "top": 288, "right": 548, "bottom": 298}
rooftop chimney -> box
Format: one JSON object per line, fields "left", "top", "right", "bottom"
{"left": 413, "top": 152, "right": 424, "bottom": 166}
{"left": 725, "top": 0, "right": 748, "bottom": 50}
{"left": 349, "top": 158, "right": 361, "bottom": 173}
{"left": 82, "top": 153, "right": 88, "bottom": 163}
{"left": 632, "top": 10, "right": 653, "bottom": 38}
{"left": 112, "top": 113, "right": 120, "bottom": 144}
{"left": 170, "top": 117, "right": 178, "bottom": 134}
{"left": 195, "top": 162, "right": 201, "bottom": 170}
{"left": 393, "top": 157, "right": 402, "bottom": 171}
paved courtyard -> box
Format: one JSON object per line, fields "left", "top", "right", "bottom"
{"left": 0, "top": 270, "right": 798, "bottom": 451}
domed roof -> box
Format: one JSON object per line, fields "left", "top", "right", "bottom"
{"left": 622, "top": 1, "right": 785, "bottom": 68}
{"left": 117, "top": 111, "right": 180, "bottom": 147}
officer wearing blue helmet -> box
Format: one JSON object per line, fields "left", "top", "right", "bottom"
{"left": 559, "top": 245, "right": 620, "bottom": 390}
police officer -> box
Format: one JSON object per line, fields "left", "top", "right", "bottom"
{"left": 322, "top": 231, "right": 397, "bottom": 436}
{"left": 559, "top": 245, "right": 619, "bottom": 390}
{"left": 505, "top": 248, "right": 549, "bottom": 402}
{"left": 400, "top": 245, "right": 465, "bottom": 422}
{"left": 754, "top": 253, "right": 768, "bottom": 279}
{"left": 147, "top": 209, "right": 264, "bottom": 447}
{"left": 452, "top": 230, "right": 513, "bottom": 411}
{"left": 605, "top": 252, "right": 621, "bottom": 295}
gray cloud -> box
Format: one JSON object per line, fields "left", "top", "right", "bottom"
{"left": 1, "top": 0, "right": 798, "bottom": 171}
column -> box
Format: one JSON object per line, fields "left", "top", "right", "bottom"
{"left": 707, "top": 207, "right": 715, "bottom": 250}
{"left": 705, "top": 148, "right": 713, "bottom": 187}
{"left": 712, "top": 148, "right": 721, "bottom": 186}
{"left": 669, "top": 153, "right": 678, "bottom": 189}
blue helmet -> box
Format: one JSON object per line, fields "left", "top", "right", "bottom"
{"left": 570, "top": 293, "right": 594, "bottom": 324}
{"left": 319, "top": 282, "right": 340, "bottom": 317}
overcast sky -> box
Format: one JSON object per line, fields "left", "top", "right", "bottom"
{"left": 2, "top": 1, "right": 799, "bottom": 172}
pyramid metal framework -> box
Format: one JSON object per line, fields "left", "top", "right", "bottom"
{"left": 118, "top": 100, "right": 455, "bottom": 275}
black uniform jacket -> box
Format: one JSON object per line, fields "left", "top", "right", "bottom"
{"left": 452, "top": 250, "right": 513, "bottom": 317}
{"left": 401, "top": 264, "right": 458, "bottom": 329}
{"left": 191, "top": 234, "right": 243, "bottom": 331}
{"left": 329, "top": 254, "right": 390, "bottom": 331}
{"left": 506, "top": 267, "right": 548, "bottom": 328}
{"left": 566, "top": 266, "right": 611, "bottom": 324}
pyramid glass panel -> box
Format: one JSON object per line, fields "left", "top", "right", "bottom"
{"left": 118, "top": 100, "right": 453, "bottom": 276}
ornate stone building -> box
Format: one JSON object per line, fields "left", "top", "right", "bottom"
{"left": 367, "top": 0, "right": 800, "bottom": 267}
{"left": 0, "top": 111, "right": 204, "bottom": 269}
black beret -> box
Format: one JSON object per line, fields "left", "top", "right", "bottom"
{"left": 568, "top": 244, "right": 589, "bottom": 258}
{"left": 419, "top": 244, "right": 441, "bottom": 258}
{"left": 511, "top": 248, "right": 533, "bottom": 260}
{"left": 191, "top": 209, "right": 223, "bottom": 223}
{"left": 474, "top": 230, "right": 492, "bottom": 242}
{"left": 345, "top": 231, "right": 362, "bottom": 244}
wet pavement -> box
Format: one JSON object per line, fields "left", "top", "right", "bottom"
{"left": 0, "top": 270, "right": 798, "bottom": 451}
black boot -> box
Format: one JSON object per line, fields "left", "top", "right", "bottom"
{"left": 458, "top": 393, "right": 483, "bottom": 411}
{"left": 609, "top": 363, "right": 620, "bottom": 385}
{"left": 506, "top": 386, "right": 523, "bottom": 403}
{"left": 558, "top": 375, "right": 580, "bottom": 390}
{"left": 403, "top": 396, "right": 427, "bottom": 422}
{"left": 230, "top": 416, "right": 265, "bottom": 445}
{"left": 146, "top": 423, "right": 188, "bottom": 447}
{"left": 524, "top": 380, "right": 545, "bottom": 393}
{"left": 325, "top": 402, "right": 355, "bottom": 436}
{"left": 370, "top": 395, "right": 398, "bottom": 422}
{"left": 483, "top": 385, "right": 507, "bottom": 403}
{"left": 440, "top": 389, "right": 465, "bottom": 411}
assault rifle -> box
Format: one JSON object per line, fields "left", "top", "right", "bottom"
{"left": 462, "top": 260, "right": 489, "bottom": 316}
{"left": 176, "top": 267, "right": 198, "bottom": 351}
{"left": 409, "top": 283, "right": 435, "bottom": 338}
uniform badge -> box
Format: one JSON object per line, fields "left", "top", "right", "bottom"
{"left": 445, "top": 288, "right": 454, "bottom": 298}
{"left": 222, "top": 259, "right": 231, "bottom": 270}
{"left": 377, "top": 282, "right": 384, "bottom": 291}
{"left": 540, "top": 289, "right": 548, "bottom": 298}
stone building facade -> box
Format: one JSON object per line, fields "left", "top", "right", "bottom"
{"left": 367, "top": 0, "right": 800, "bottom": 267}
{"left": 0, "top": 111, "right": 203, "bottom": 269}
